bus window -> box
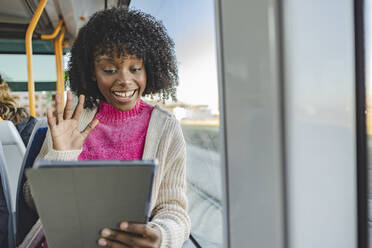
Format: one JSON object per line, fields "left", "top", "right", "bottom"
{"left": 0, "top": 54, "right": 59, "bottom": 118}
{"left": 131, "top": 0, "right": 223, "bottom": 246}
{"left": 0, "top": 54, "right": 56, "bottom": 83}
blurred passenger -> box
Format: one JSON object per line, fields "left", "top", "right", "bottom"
{"left": 0, "top": 75, "right": 36, "bottom": 146}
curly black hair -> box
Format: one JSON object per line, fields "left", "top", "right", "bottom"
{"left": 68, "top": 7, "right": 178, "bottom": 109}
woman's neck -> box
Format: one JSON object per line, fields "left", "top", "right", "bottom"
{"left": 95, "top": 99, "right": 145, "bottom": 123}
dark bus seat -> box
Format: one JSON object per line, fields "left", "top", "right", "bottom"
{"left": 15, "top": 122, "right": 47, "bottom": 246}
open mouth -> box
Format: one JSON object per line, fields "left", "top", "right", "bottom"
{"left": 112, "top": 89, "right": 137, "bottom": 98}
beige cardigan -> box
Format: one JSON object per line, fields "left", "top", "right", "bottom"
{"left": 33, "top": 104, "right": 190, "bottom": 247}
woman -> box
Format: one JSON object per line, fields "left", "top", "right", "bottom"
{"left": 25, "top": 7, "right": 190, "bottom": 248}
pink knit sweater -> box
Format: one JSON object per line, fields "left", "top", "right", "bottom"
{"left": 78, "top": 99, "right": 154, "bottom": 160}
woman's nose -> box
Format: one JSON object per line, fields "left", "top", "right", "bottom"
{"left": 117, "top": 69, "right": 131, "bottom": 84}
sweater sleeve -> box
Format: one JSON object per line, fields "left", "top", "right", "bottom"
{"left": 36, "top": 128, "right": 82, "bottom": 162}
{"left": 150, "top": 119, "right": 190, "bottom": 248}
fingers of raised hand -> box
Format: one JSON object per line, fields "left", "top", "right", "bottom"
{"left": 72, "top": 94, "right": 85, "bottom": 121}
{"left": 49, "top": 92, "right": 75, "bottom": 127}
{"left": 81, "top": 119, "right": 99, "bottom": 140}
{"left": 46, "top": 107, "right": 55, "bottom": 128}
{"left": 63, "top": 91, "right": 74, "bottom": 119}
{"left": 55, "top": 93, "right": 64, "bottom": 125}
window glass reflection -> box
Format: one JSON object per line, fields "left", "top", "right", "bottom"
{"left": 131, "top": 0, "right": 223, "bottom": 246}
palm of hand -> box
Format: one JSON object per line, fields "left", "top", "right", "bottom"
{"left": 47, "top": 92, "right": 98, "bottom": 151}
{"left": 51, "top": 119, "right": 86, "bottom": 150}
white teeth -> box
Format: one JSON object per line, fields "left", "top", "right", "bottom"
{"left": 113, "top": 90, "right": 135, "bottom": 98}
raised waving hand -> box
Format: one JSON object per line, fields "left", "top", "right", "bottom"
{"left": 47, "top": 91, "right": 99, "bottom": 151}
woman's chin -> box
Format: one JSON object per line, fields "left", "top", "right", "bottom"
{"left": 112, "top": 98, "right": 139, "bottom": 112}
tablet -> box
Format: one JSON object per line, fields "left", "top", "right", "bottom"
{"left": 26, "top": 160, "right": 156, "bottom": 248}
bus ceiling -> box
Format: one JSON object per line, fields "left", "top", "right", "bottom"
{"left": 0, "top": 0, "right": 131, "bottom": 54}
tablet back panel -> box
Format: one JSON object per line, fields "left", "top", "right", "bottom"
{"left": 26, "top": 161, "right": 154, "bottom": 248}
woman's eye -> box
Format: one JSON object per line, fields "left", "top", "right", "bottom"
{"left": 103, "top": 69, "right": 116, "bottom": 74}
{"left": 131, "top": 67, "right": 142, "bottom": 73}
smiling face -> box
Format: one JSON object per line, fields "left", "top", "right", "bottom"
{"left": 94, "top": 54, "right": 147, "bottom": 111}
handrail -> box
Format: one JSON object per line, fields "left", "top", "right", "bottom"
{"left": 41, "top": 19, "right": 63, "bottom": 40}
{"left": 25, "top": 0, "right": 48, "bottom": 117}
{"left": 54, "top": 25, "right": 66, "bottom": 105}
{"left": 41, "top": 19, "right": 66, "bottom": 105}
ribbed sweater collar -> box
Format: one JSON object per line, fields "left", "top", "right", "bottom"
{"left": 95, "top": 99, "right": 145, "bottom": 123}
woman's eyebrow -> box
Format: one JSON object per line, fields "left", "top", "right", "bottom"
{"left": 95, "top": 56, "right": 143, "bottom": 64}
{"left": 95, "top": 57, "right": 114, "bottom": 62}
{"left": 119, "top": 59, "right": 143, "bottom": 65}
